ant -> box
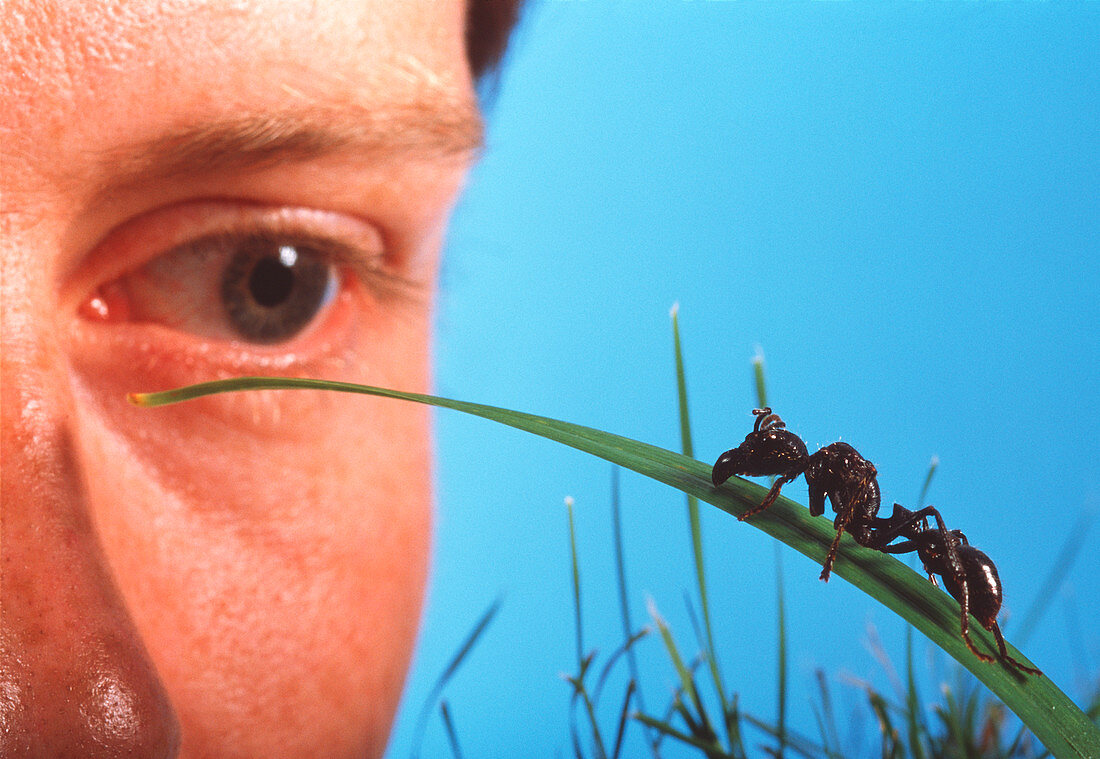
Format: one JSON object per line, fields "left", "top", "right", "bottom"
{"left": 712, "top": 408, "right": 1042, "bottom": 676}
{"left": 711, "top": 408, "right": 882, "bottom": 581}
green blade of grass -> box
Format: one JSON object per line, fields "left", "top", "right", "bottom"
{"left": 752, "top": 349, "right": 768, "bottom": 411}
{"left": 755, "top": 350, "right": 780, "bottom": 759}
{"left": 611, "top": 679, "right": 636, "bottom": 759}
{"left": 594, "top": 628, "right": 651, "bottom": 709}
{"left": 671, "top": 306, "right": 732, "bottom": 752}
{"left": 776, "top": 544, "right": 788, "bottom": 759}
{"left": 814, "top": 669, "right": 840, "bottom": 759}
{"left": 866, "top": 687, "right": 902, "bottom": 759}
{"left": 564, "top": 496, "right": 609, "bottom": 759}
{"left": 741, "top": 712, "right": 834, "bottom": 759}
{"left": 635, "top": 713, "right": 728, "bottom": 757}
{"left": 567, "top": 496, "right": 585, "bottom": 668}
{"left": 410, "top": 597, "right": 501, "bottom": 759}
{"left": 131, "top": 377, "right": 1100, "bottom": 759}
{"left": 439, "top": 701, "right": 463, "bottom": 759}
{"left": 608, "top": 468, "right": 662, "bottom": 758}
{"left": 916, "top": 456, "right": 939, "bottom": 510}
{"left": 904, "top": 627, "right": 929, "bottom": 759}
{"left": 646, "top": 597, "right": 716, "bottom": 745}
{"left": 610, "top": 468, "right": 647, "bottom": 715}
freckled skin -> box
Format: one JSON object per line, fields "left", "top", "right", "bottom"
{"left": 2, "top": 1, "right": 477, "bottom": 756}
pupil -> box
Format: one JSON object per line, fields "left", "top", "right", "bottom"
{"left": 220, "top": 238, "right": 334, "bottom": 344}
{"left": 248, "top": 256, "right": 295, "bottom": 308}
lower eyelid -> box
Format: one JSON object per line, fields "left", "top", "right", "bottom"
{"left": 73, "top": 275, "right": 366, "bottom": 375}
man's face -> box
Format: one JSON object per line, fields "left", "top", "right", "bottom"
{"left": 1, "top": 1, "right": 478, "bottom": 756}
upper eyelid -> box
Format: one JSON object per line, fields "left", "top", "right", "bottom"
{"left": 180, "top": 227, "right": 429, "bottom": 304}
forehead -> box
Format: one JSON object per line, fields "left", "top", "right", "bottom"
{"left": 3, "top": 0, "right": 469, "bottom": 79}
{"left": 1, "top": 0, "right": 474, "bottom": 184}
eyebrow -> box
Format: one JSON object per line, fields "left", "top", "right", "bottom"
{"left": 96, "top": 98, "right": 484, "bottom": 191}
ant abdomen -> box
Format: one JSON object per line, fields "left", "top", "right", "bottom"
{"left": 940, "top": 544, "right": 1004, "bottom": 630}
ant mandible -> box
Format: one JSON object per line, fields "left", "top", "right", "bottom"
{"left": 711, "top": 408, "right": 882, "bottom": 581}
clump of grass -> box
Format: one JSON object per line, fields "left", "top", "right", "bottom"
{"left": 563, "top": 461, "right": 1099, "bottom": 759}
{"left": 556, "top": 310, "right": 1099, "bottom": 758}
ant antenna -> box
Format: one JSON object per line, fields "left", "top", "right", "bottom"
{"left": 752, "top": 407, "right": 784, "bottom": 433}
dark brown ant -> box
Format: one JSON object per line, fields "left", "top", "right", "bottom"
{"left": 712, "top": 409, "right": 1041, "bottom": 675}
{"left": 712, "top": 408, "right": 882, "bottom": 581}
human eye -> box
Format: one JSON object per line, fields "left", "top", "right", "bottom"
{"left": 73, "top": 202, "right": 413, "bottom": 358}
{"left": 96, "top": 231, "right": 341, "bottom": 345}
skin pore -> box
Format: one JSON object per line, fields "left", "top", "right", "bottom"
{"left": 1, "top": 1, "right": 484, "bottom": 756}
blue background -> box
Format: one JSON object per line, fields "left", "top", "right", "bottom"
{"left": 388, "top": 3, "right": 1099, "bottom": 756}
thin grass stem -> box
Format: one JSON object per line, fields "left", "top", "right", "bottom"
{"left": 776, "top": 544, "right": 788, "bottom": 759}
{"left": 567, "top": 496, "right": 584, "bottom": 667}
{"left": 672, "top": 305, "right": 732, "bottom": 752}
{"left": 609, "top": 466, "right": 655, "bottom": 750}
{"left": 611, "top": 680, "right": 636, "bottom": 759}
{"left": 410, "top": 598, "right": 500, "bottom": 759}
{"left": 752, "top": 349, "right": 768, "bottom": 411}
{"left": 905, "top": 627, "right": 929, "bottom": 759}
{"left": 439, "top": 701, "right": 463, "bottom": 759}
{"left": 917, "top": 457, "right": 939, "bottom": 510}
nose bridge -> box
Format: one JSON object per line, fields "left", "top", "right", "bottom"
{"left": 2, "top": 280, "right": 180, "bottom": 755}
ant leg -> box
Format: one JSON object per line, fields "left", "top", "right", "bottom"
{"left": 820, "top": 478, "right": 877, "bottom": 582}
{"left": 879, "top": 537, "right": 941, "bottom": 585}
{"left": 866, "top": 505, "right": 963, "bottom": 586}
{"left": 956, "top": 572, "right": 996, "bottom": 663}
{"left": 912, "top": 510, "right": 984, "bottom": 653}
{"left": 989, "top": 623, "right": 1042, "bottom": 676}
{"left": 738, "top": 472, "right": 798, "bottom": 521}
{"left": 866, "top": 504, "right": 944, "bottom": 550}
{"left": 819, "top": 510, "right": 854, "bottom": 583}
{"left": 908, "top": 508, "right": 970, "bottom": 604}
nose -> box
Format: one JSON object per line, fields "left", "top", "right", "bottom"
{"left": 2, "top": 345, "right": 180, "bottom": 755}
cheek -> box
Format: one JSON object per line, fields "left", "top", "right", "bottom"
{"left": 69, "top": 327, "right": 434, "bottom": 754}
